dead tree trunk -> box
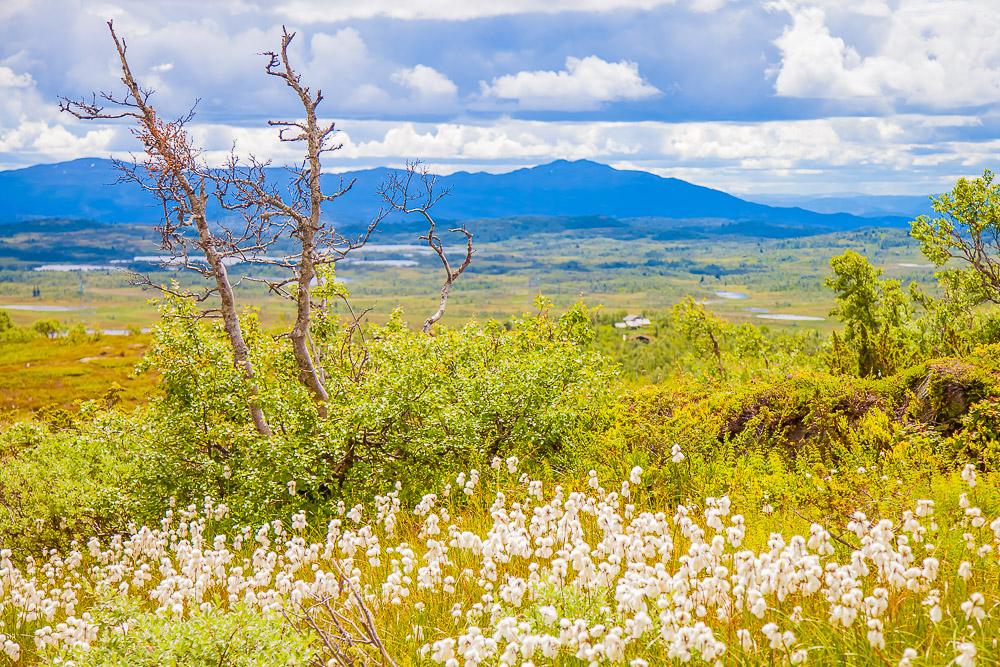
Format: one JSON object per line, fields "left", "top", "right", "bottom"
{"left": 213, "top": 28, "right": 385, "bottom": 415}
{"left": 261, "top": 27, "right": 350, "bottom": 415}
{"left": 61, "top": 22, "right": 271, "bottom": 436}
{"left": 422, "top": 225, "right": 474, "bottom": 333}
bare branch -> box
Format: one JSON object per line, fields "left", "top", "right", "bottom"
{"left": 378, "top": 161, "right": 472, "bottom": 333}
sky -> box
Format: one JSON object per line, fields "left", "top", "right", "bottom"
{"left": 1, "top": 0, "right": 998, "bottom": 195}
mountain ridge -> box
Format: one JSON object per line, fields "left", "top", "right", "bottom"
{"left": 0, "top": 158, "right": 911, "bottom": 233}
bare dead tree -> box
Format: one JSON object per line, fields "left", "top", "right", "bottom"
{"left": 59, "top": 21, "right": 272, "bottom": 437}
{"left": 377, "top": 162, "right": 474, "bottom": 333}
{"left": 215, "top": 27, "right": 386, "bottom": 416}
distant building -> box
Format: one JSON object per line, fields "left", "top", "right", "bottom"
{"left": 614, "top": 314, "right": 651, "bottom": 329}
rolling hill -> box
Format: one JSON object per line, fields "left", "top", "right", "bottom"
{"left": 0, "top": 158, "right": 909, "bottom": 234}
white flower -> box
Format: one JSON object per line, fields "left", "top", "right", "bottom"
{"left": 629, "top": 466, "right": 643, "bottom": 484}
{"left": 961, "top": 463, "right": 977, "bottom": 488}
{"left": 866, "top": 618, "right": 885, "bottom": 650}
{"left": 915, "top": 499, "right": 934, "bottom": 517}
{"left": 505, "top": 456, "right": 519, "bottom": 474}
{"left": 953, "top": 641, "right": 976, "bottom": 667}
{"left": 670, "top": 444, "right": 685, "bottom": 463}
{"left": 961, "top": 593, "right": 985, "bottom": 623}
{"left": 539, "top": 605, "right": 558, "bottom": 626}
{"left": 3, "top": 640, "right": 20, "bottom": 662}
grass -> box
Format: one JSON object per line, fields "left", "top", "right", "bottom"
{"left": 0, "top": 334, "right": 155, "bottom": 421}
{"left": 0, "top": 226, "right": 937, "bottom": 418}
{"left": 0, "top": 221, "right": 996, "bottom": 664}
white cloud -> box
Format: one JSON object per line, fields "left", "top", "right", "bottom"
{"left": 770, "top": 0, "right": 1000, "bottom": 107}
{"left": 687, "top": 0, "right": 733, "bottom": 11}
{"left": 273, "top": 0, "right": 679, "bottom": 22}
{"left": 307, "top": 27, "right": 369, "bottom": 73}
{"left": 0, "top": 120, "right": 119, "bottom": 163}
{"left": 1, "top": 114, "right": 993, "bottom": 194}
{"left": 303, "top": 27, "right": 387, "bottom": 108}
{"left": 0, "top": 64, "right": 57, "bottom": 127}
{"left": 480, "top": 56, "right": 660, "bottom": 110}
{"left": 392, "top": 65, "right": 458, "bottom": 103}
{"left": 345, "top": 83, "right": 392, "bottom": 109}
{"left": 0, "top": 66, "right": 34, "bottom": 89}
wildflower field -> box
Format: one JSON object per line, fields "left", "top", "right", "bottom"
{"left": 0, "top": 453, "right": 996, "bottom": 666}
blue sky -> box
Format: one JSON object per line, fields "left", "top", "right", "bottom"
{"left": 0, "top": 0, "right": 998, "bottom": 194}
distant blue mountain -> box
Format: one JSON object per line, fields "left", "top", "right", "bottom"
{"left": 0, "top": 158, "right": 909, "bottom": 233}
{"left": 749, "top": 192, "right": 934, "bottom": 219}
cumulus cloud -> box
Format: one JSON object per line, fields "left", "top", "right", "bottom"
{"left": 480, "top": 56, "right": 660, "bottom": 110}
{"left": 0, "top": 66, "right": 34, "bottom": 89}
{"left": 392, "top": 65, "right": 458, "bottom": 101}
{"left": 0, "top": 64, "right": 57, "bottom": 127}
{"left": 0, "top": 121, "right": 119, "bottom": 168}
{"left": 334, "top": 115, "right": 995, "bottom": 192}
{"left": 770, "top": 0, "right": 1000, "bottom": 107}
{"left": 307, "top": 27, "right": 369, "bottom": 74}
{"left": 1, "top": 0, "right": 997, "bottom": 195}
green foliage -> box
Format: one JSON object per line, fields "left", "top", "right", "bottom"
{"left": 44, "top": 599, "right": 316, "bottom": 666}
{"left": 911, "top": 169, "right": 1000, "bottom": 298}
{"left": 593, "top": 307, "right": 823, "bottom": 385}
{"left": 30, "top": 319, "right": 60, "bottom": 337}
{"left": 0, "top": 415, "right": 141, "bottom": 550}
{"left": 825, "top": 250, "right": 914, "bottom": 377}
{"left": 671, "top": 296, "right": 726, "bottom": 374}
{"left": 1, "top": 231, "right": 1000, "bottom": 664}
{"left": 312, "top": 305, "right": 613, "bottom": 498}
{"left": 0, "top": 298, "right": 616, "bottom": 542}
{"left": 0, "top": 309, "right": 36, "bottom": 344}
{"left": 597, "top": 346, "right": 1000, "bottom": 516}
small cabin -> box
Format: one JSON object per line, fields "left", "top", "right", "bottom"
{"left": 614, "top": 314, "right": 651, "bottom": 329}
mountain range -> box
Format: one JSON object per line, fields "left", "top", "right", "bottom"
{"left": 0, "top": 158, "right": 918, "bottom": 235}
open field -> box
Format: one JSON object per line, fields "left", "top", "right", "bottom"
{"left": 0, "top": 334, "right": 155, "bottom": 421}
{"left": 0, "top": 225, "right": 937, "bottom": 418}
{"left": 0, "top": 226, "right": 933, "bottom": 332}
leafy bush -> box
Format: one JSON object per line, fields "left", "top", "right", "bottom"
{"left": 0, "top": 413, "right": 144, "bottom": 552}
{"left": 0, "top": 300, "right": 616, "bottom": 550}
{"left": 0, "top": 310, "right": 37, "bottom": 345}
{"left": 44, "top": 600, "right": 316, "bottom": 666}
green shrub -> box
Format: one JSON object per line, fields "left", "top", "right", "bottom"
{"left": 43, "top": 599, "right": 316, "bottom": 666}
{"left": 0, "top": 414, "right": 143, "bottom": 552}
{"left": 0, "top": 299, "right": 617, "bottom": 547}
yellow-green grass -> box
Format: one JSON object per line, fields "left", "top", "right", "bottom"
{"left": 0, "top": 334, "right": 156, "bottom": 421}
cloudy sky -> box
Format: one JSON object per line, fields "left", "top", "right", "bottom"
{"left": 1, "top": 0, "right": 998, "bottom": 194}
